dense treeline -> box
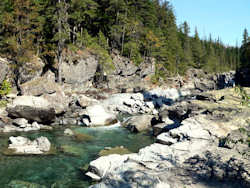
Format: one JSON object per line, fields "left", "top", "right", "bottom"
{"left": 0, "top": 0, "right": 242, "bottom": 83}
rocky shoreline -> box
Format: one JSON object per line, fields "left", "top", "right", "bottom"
{"left": 86, "top": 88, "right": 250, "bottom": 188}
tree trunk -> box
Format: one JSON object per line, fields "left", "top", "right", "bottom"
{"left": 57, "top": 0, "right": 63, "bottom": 84}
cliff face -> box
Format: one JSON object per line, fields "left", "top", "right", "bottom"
{"left": 0, "top": 51, "right": 237, "bottom": 95}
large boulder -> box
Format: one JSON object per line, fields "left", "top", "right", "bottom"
{"left": 20, "top": 70, "right": 57, "bottom": 96}
{"left": 18, "top": 56, "right": 44, "bottom": 84}
{"left": 20, "top": 71, "right": 68, "bottom": 114}
{"left": 0, "top": 57, "right": 9, "bottom": 84}
{"left": 82, "top": 104, "right": 117, "bottom": 127}
{"left": 111, "top": 53, "right": 138, "bottom": 76}
{"left": 77, "top": 95, "right": 98, "bottom": 108}
{"left": 6, "top": 96, "right": 56, "bottom": 123}
{"left": 7, "top": 136, "right": 51, "bottom": 155}
{"left": 61, "top": 52, "right": 98, "bottom": 84}
{"left": 43, "top": 90, "right": 68, "bottom": 114}
{"left": 123, "top": 114, "right": 154, "bottom": 132}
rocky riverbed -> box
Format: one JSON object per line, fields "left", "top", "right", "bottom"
{"left": 0, "top": 55, "right": 249, "bottom": 187}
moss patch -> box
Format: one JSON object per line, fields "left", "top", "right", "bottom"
{"left": 98, "top": 146, "right": 131, "bottom": 157}
{"left": 74, "top": 133, "right": 93, "bottom": 142}
{"left": 8, "top": 180, "right": 46, "bottom": 188}
{"left": 60, "top": 145, "right": 82, "bottom": 156}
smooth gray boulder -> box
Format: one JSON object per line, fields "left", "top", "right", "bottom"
{"left": 82, "top": 105, "right": 117, "bottom": 127}
{"left": 7, "top": 96, "right": 56, "bottom": 123}
{"left": 64, "top": 128, "right": 74, "bottom": 136}
{"left": 123, "top": 115, "right": 154, "bottom": 132}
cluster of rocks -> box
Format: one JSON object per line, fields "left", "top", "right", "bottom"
{"left": 0, "top": 118, "right": 51, "bottom": 133}
{"left": 6, "top": 136, "right": 51, "bottom": 155}
{"left": 86, "top": 88, "right": 250, "bottom": 188}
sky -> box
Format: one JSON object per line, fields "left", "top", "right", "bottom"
{"left": 169, "top": 0, "right": 250, "bottom": 46}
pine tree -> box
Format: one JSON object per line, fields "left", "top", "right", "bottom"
{"left": 243, "top": 28, "right": 249, "bottom": 45}
{"left": 191, "top": 28, "right": 204, "bottom": 68}
{"left": 179, "top": 21, "right": 193, "bottom": 68}
{"left": 69, "top": 0, "right": 98, "bottom": 46}
{"left": 55, "top": 0, "right": 70, "bottom": 84}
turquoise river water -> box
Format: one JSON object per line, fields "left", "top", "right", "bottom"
{"left": 0, "top": 126, "right": 154, "bottom": 187}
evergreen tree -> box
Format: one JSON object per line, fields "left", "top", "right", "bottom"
{"left": 243, "top": 28, "right": 249, "bottom": 45}
{"left": 191, "top": 28, "right": 204, "bottom": 68}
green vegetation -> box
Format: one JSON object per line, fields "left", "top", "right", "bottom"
{"left": 234, "top": 86, "right": 250, "bottom": 106}
{"left": 0, "top": 0, "right": 244, "bottom": 81}
{"left": 8, "top": 180, "right": 46, "bottom": 188}
{"left": 0, "top": 80, "right": 11, "bottom": 97}
{"left": 0, "top": 100, "right": 8, "bottom": 107}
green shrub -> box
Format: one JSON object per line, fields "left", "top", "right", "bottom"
{"left": 0, "top": 80, "right": 11, "bottom": 97}
{"left": 0, "top": 100, "right": 8, "bottom": 107}
{"left": 234, "top": 86, "right": 250, "bottom": 106}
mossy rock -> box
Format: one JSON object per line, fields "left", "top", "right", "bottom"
{"left": 79, "top": 164, "right": 89, "bottom": 172}
{"left": 8, "top": 180, "right": 46, "bottom": 188}
{"left": 60, "top": 145, "right": 83, "bottom": 156}
{"left": 74, "top": 133, "right": 93, "bottom": 142}
{"left": 0, "top": 100, "right": 8, "bottom": 107}
{"left": 98, "top": 146, "right": 131, "bottom": 156}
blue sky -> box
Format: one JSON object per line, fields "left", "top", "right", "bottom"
{"left": 169, "top": 0, "right": 250, "bottom": 46}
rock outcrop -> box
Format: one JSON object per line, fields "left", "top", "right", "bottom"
{"left": 18, "top": 56, "right": 44, "bottom": 85}
{"left": 61, "top": 51, "right": 98, "bottom": 85}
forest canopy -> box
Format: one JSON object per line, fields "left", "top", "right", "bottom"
{"left": 0, "top": 0, "right": 244, "bottom": 82}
